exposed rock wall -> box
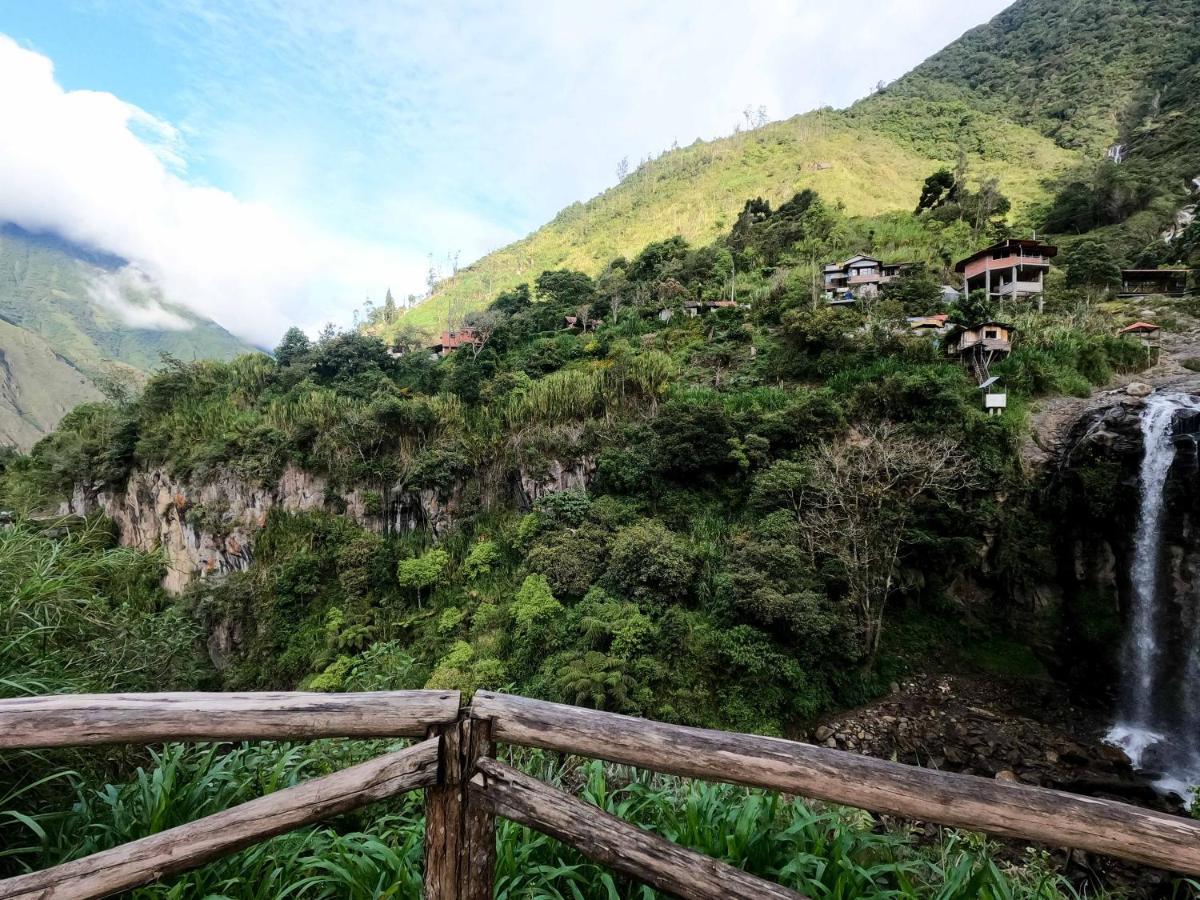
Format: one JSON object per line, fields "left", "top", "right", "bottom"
{"left": 64, "top": 465, "right": 332, "bottom": 594}
{"left": 67, "top": 456, "right": 594, "bottom": 594}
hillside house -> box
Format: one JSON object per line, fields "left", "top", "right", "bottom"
{"left": 1119, "top": 269, "right": 1191, "bottom": 297}
{"left": 954, "top": 238, "right": 1057, "bottom": 307}
{"left": 822, "top": 255, "right": 911, "bottom": 302}
{"left": 429, "top": 327, "right": 482, "bottom": 357}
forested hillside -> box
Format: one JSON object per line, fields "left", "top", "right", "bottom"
{"left": 383, "top": 0, "right": 1199, "bottom": 338}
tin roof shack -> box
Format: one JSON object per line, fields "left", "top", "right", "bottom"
{"left": 944, "top": 321, "right": 1014, "bottom": 383}
{"left": 1119, "top": 269, "right": 1191, "bottom": 297}
{"left": 907, "top": 314, "right": 949, "bottom": 334}
{"left": 955, "top": 238, "right": 1057, "bottom": 310}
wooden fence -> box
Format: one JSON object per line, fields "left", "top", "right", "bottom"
{"left": 3, "top": 689, "right": 1200, "bottom": 899}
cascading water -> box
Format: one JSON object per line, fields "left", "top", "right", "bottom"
{"left": 1107, "top": 392, "right": 1200, "bottom": 801}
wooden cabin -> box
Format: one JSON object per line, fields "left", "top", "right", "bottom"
{"left": 1119, "top": 269, "right": 1191, "bottom": 297}
{"left": 944, "top": 320, "right": 1014, "bottom": 386}
{"left": 944, "top": 321, "right": 1013, "bottom": 357}
{"left": 954, "top": 238, "right": 1057, "bottom": 306}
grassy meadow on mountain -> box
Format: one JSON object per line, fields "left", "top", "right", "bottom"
{"left": 4, "top": 0, "right": 1200, "bottom": 895}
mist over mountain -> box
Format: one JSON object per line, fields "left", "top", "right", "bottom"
{"left": 0, "top": 222, "right": 253, "bottom": 448}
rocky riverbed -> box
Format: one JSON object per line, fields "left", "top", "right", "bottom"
{"left": 804, "top": 674, "right": 1190, "bottom": 895}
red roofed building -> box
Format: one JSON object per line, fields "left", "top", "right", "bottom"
{"left": 954, "top": 238, "right": 1057, "bottom": 306}
{"left": 429, "top": 327, "right": 482, "bottom": 357}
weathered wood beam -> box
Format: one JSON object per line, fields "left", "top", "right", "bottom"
{"left": 470, "top": 691, "right": 1200, "bottom": 876}
{"left": 471, "top": 756, "right": 806, "bottom": 900}
{"left": 0, "top": 691, "right": 461, "bottom": 749}
{"left": 424, "top": 717, "right": 495, "bottom": 900}
{"left": 0, "top": 737, "right": 439, "bottom": 900}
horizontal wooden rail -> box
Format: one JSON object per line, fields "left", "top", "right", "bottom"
{"left": 471, "top": 691, "right": 1200, "bottom": 876}
{"left": 0, "top": 737, "right": 440, "bottom": 900}
{"left": 0, "top": 690, "right": 461, "bottom": 749}
{"left": 471, "top": 757, "right": 806, "bottom": 900}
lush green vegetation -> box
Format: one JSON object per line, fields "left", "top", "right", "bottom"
{"left": 1, "top": 157, "right": 1170, "bottom": 891}
{"left": 2, "top": 189, "right": 1154, "bottom": 727}
{"left": 7, "top": 0, "right": 1200, "bottom": 890}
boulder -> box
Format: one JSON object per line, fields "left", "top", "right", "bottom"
{"left": 1125, "top": 382, "right": 1153, "bottom": 398}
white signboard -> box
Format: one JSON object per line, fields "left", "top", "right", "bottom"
{"left": 984, "top": 393, "right": 1007, "bottom": 409}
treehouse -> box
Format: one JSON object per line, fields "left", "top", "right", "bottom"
{"left": 954, "top": 238, "right": 1057, "bottom": 308}
{"left": 944, "top": 321, "right": 1014, "bottom": 384}
{"left": 1119, "top": 269, "right": 1191, "bottom": 297}
{"left": 822, "top": 254, "right": 911, "bottom": 302}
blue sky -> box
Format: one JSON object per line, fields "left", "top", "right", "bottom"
{"left": 0, "top": 0, "right": 1011, "bottom": 343}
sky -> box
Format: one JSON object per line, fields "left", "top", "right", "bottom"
{"left": 0, "top": 0, "right": 1012, "bottom": 345}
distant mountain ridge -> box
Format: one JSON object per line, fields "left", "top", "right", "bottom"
{"left": 389, "top": 0, "right": 1199, "bottom": 335}
{"left": 0, "top": 223, "right": 254, "bottom": 448}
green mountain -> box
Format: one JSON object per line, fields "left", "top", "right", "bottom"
{"left": 392, "top": 0, "right": 1198, "bottom": 335}
{"left": 0, "top": 224, "right": 254, "bottom": 448}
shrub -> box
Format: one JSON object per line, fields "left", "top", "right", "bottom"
{"left": 462, "top": 540, "right": 502, "bottom": 581}
{"left": 511, "top": 574, "right": 563, "bottom": 630}
{"left": 605, "top": 520, "right": 695, "bottom": 607}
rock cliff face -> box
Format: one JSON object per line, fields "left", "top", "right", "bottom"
{"left": 66, "top": 457, "right": 594, "bottom": 593}
{"left": 64, "top": 465, "right": 335, "bottom": 594}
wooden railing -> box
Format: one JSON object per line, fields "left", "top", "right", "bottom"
{"left": 3, "top": 689, "right": 1200, "bottom": 899}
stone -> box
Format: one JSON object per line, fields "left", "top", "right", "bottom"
{"left": 995, "top": 770, "right": 1019, "bottom": 783}
{"left": 1125, "top": 382, "right": 1153, "bottom": 398}
{"left": 814, "top": 725, "right": 834, "bottom": 742}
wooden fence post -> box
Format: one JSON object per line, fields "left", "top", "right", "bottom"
{"left": 424, "top": 714, "right": 495, "bottom": 899}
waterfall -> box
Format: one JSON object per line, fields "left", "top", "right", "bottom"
{"left": 1107, "top": 393, "right": 1200, "bottom": 801}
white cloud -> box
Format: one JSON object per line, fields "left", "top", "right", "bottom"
{"left": 0, "top": 34, "right": 421, "bottom": 346}
{"left": 86, "top": 265, "right": 192, "bottom": 331}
